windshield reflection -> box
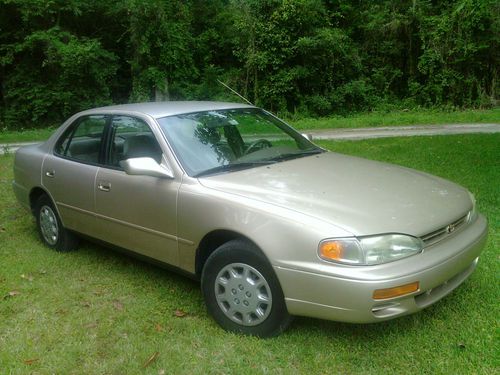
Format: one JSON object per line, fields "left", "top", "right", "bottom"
{"left": 158, "top": 108, "right": 321, "bottom": 176}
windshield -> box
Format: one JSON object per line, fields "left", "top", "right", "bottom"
{"left": 157, "top": 108, "right": 322, "bottom": 177}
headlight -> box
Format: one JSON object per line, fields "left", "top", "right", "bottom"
{"left": 319, "top": 234, "right": 423, "bottom": 266}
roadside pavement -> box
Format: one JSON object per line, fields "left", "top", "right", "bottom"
{"left": 303, "top": 123, "right": 500, "bottom": 140}
{"left": 1, "top": 123, "right": 499, "bottom": 155}
{"left": 0, "top": 141, "right": 42, "bottom": 155}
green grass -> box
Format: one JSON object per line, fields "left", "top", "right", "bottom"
{"left": 0, "top": 134, "right": 498, "bottom": 374}
{"left": 289, "top": 107, "right": 500, "bottom": 130}
{"left": 1, "top": 107, "right": 499, "bottom": 143}
{"left": 0, "top": 127, "right": 56, "bottom": 143}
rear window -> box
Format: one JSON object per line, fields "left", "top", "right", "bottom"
{"left": 55, "top": 115, "right": 107, "bottom": 164}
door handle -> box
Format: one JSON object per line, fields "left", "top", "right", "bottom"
{"left": 97, "top": 182, "right": 111, "bottom": 192}
{"left": 45, "top": 170, "right": 55, "bottom": 178}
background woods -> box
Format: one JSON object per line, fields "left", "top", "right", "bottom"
{"left": 0, "top": 0, "right": 498, "bottom": 129}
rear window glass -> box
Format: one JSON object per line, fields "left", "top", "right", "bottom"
{"left": 55, "top": 115, "right": 107, "bottom": 164}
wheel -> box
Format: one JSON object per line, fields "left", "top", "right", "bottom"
{"left": 244, "top": 139, "right": 272, "bottom": 155}
{"left": 34, "top": 194, "right": 78, "bottom": 252}
{"left": 201, "top": 239, "right": 292, "bottom": 337}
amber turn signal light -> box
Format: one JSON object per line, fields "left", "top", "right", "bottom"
{"left": 373, "top": 282, "right": 420, "bottom": 300}
{"left": 319, "top": 241, "right": 344, "bottom": 261}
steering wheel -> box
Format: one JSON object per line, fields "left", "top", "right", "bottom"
{"left": 244, "top": 139, "right": 272, "bottom": 155}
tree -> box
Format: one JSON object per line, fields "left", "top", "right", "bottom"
{"left": 416, "top": 0, "right": 499, "bottom": 106}
{"left": 0, "top": 0, "right": 498, "bottom": 129}
{"left": 126, "top": 0, "right": 196, "bottom": 102}
{"left": 0, "top": 1, "right": 118, "bottom": 128}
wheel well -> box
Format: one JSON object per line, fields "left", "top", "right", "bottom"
{"left": 29, "top": 187, "right": 49, "bottom": 215}
{"left": 195, "top": 230, "right": 261, "bottom": 278}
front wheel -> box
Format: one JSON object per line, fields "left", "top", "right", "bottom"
{"left": 34, "top": 195, "right": 78, "bottom": 252}
{"left": 201, "top": 239, "right": 292, "bottom": 337}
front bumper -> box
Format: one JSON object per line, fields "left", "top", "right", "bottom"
{"left": 274, "top": 214, "right": 488, "bottom": 323}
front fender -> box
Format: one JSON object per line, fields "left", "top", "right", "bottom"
{"left": 176, "top": 177, "right": 352, "bottom": 273}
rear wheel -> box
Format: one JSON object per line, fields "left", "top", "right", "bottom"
{"left": 201, "top": 239, "right": 292, "bottom": 337}
{"left": 34, "top": 195, "right": 78, "bottom": 252}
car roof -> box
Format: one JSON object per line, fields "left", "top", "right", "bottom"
{"left": 84, "top": 101, "right": 256, "bottom": 119}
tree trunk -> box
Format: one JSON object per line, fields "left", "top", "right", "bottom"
{"left": 155, "top": 77, "right": 170, "bottom": 102}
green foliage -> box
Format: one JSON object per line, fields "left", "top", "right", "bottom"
{"left": 4, "top": 28, "right": 116, "bottom": 125}
{"left": 127, "top": 0, "right": 197, "bottom": 102}
{"left": 0, "top": 0, "right": 498, "bottom": 129}
{"left": 0, "top": 1, "right": 118, "bottom": 128}
{"left": 416, "top": 0, "right": 498, "bottom": 107}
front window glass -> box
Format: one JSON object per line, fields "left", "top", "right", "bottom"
{"left": 107, "top": 116, "right": 162, "bottom": 167}
{"left": 55, "top": 115, "right": 107, "bottom": 163}
{"left": 157, "top": 108, "right": 322, "bottom": 176}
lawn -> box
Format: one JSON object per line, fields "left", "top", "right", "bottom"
{"left": 291, "top": 107, "right": 500, "bottom": 130}
{"left": 0, "top": 107, "right": 498, "bottom": 143}
{"left": 0, "top": 134, "right": 498, "bottom": 374}
{"left": 0, "top": 127, "right": 57, "bottom": 144}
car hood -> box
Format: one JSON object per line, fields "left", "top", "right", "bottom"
{"left": 198, "top": 152, "right": 472, "bottom": 237}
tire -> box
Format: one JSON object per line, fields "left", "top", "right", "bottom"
{"left": 201, "top": 239, "right": 292, "bottom": 337}
{"left": 34, "top": 194, "right": 78, "bottom": 252}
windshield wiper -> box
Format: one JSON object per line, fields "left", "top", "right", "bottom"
{"left": 267, "top": 148, "right": 324, "bottom": 162}
{"left": 194, "top": 149, "right": 323, "bottom": 177}
{"left": 194, "top": 161, "right": 276, "bottom": 178}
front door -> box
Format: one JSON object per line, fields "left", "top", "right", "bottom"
{"left": 93, "top": 115, "right": 180, "bottom": 265}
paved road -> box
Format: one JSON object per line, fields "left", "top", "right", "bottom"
{"left": 304, "top": 123, "right": 500, "bottom": 140}
{"left": 0, "top": 141, "right": 43, "bottom": 155}
{"left": 1, "top": 123, "right": 499, "bottom": 155}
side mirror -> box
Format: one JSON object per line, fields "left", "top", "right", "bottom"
{"left": 119, "top": 157, "right": 174, "bottom": 179}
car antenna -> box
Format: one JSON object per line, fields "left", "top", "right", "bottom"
{"left": 217, "top": 79, "right": 254, "bottom": 106}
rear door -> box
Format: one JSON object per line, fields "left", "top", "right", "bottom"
{"left": 42, "top": 115, "right": 108, "bottom": 236}
{"left": 93, "top": 115, "right": 180, "bottom": 265}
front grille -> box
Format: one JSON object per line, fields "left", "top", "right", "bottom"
{"left": 421, "top": 213, "right": 470, "bottom": 246}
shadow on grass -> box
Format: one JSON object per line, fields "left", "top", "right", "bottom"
{"left": 74, "top": 237, "right": 200, "bottom": 289}
{"left": 63, "top": 232, "right": 475, "bottom": 343}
